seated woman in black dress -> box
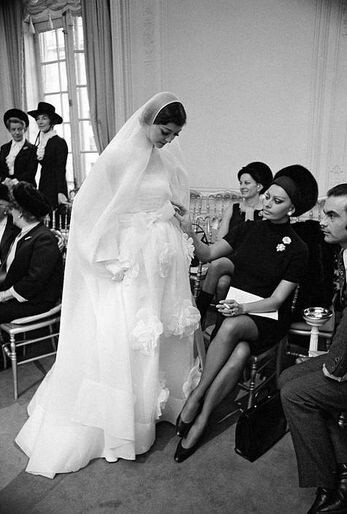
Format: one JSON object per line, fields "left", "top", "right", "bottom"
{"left": 197, "top": 161, "right": 273, "bottom": 324}
{"left": 173, "top": 165, "right": 318, "bottom": 462}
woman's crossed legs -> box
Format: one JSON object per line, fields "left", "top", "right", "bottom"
{"left": 179, "top": 314, "right": 258, "bottom": 450}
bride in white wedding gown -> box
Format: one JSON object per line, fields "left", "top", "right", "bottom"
{"left": 15, "top": 92, "right": 201, "bottom": 478}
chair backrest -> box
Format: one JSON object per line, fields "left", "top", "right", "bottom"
{"left": 10, "top": 303, "right": 62, "bottom": 325}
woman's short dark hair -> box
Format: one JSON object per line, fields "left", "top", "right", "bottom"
{"left": 6, "top": 117, "right": 26, "bottom": 130}
{"left": 153, "top": 102, "right": 187, "bottom": 126}
{"left": 9, "top": 199, "right": 38, "bottom": 222}
{"left": 327, "top": 183, "right": 347, "bottom": 198}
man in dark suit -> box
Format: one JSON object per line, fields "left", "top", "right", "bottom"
{"left": 279, "top": 183, "right": 347, "bottom": 514}
{"left": 0, "top": 109, "right": 37, "bottom": 186}
{"left": 0, "top": 182, "right": 63, "bottom": 323}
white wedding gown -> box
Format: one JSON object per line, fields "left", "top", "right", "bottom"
{"left": 15, "top": 152, "right": 200, "bottom": 478}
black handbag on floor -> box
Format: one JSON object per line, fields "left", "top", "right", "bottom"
{"left": 234, "top": 390, "right": 288, "bottom": 462}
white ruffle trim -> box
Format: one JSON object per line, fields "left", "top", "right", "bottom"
{"left": 182, "top": 233, "right": 195, "bottom": 264}
{"left": 131, "top": 308, "right": 163, "bottom": 355}
{"left": 131, "top": 301, "right": 200, "bottom": 354}
{"left": 156, "top": 377, "right": 170, "bottom": 418}
{"left": 164, "top": 300, "right": 200, "bottom": 338}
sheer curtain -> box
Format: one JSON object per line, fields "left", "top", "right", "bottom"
{"left": 0, "top": 0, "right": 25, "bottom": 143}
{"left": 81, "top": 0, "right": 116, "bottom": 153}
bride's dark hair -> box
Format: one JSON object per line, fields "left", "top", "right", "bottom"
{"left": 153, "top": 102, "right": 186, "bottom": 126}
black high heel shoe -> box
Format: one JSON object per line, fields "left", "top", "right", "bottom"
{"left": 174, "top": 439, "right": 199, "bottom": 463}
{"left": 176, "top": 400, "right": 202, "bottom": 437}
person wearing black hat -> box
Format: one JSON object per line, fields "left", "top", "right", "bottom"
{"left": 0, "top": 182, "right": 63, "bottom": 322}
{"left": 0, "top": 109, "right": 37, "bottom": 186}
{"left": 172, "top": 164, "right": 318, "bottom": 463}
{"left": 196, "top": 161, "right": 273, "bottom": 324}
{"left": 28, "top": 102, "right": 68, "bottom": 209}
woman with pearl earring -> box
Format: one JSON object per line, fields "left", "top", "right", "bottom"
{"left": 196, "top": 162, "right": 273, "bottom": 325}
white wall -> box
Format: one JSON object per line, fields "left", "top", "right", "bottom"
{"left": 118, "top": 0, "right": 347, "bottom": 195}
{"left": 164, "top": 0, "right": 317, "bottom": 190}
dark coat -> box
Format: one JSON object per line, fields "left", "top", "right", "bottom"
{"left": 290, "top": 220, "right": 336, "bottom": 318}
{"left": 0, "top": 217, "right": 19, "bottom": 264}
{"left": 324, "top": 306, "right": 347, "bottom": 379}
{"left": 0, "top": 139, "right": 38, "bottom": 185}
{"left": 0, "top": 223, "right": 63, "bottom": 306}
{"left": 38, "top": 135, "right": 68, "bottom": 209}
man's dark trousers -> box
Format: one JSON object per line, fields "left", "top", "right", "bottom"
{"left": 279, "top": 355, "right": 347, "bottom": 488}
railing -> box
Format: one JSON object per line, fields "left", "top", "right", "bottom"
{"left": 44, "top": 203, "right": 72, "bottom": 246}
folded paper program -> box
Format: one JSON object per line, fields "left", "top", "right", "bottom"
{"left": 226, "top": 286, "right": 278, "bottom": 320}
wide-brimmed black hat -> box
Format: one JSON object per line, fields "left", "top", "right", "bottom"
{"left": 12, "top": 182, "right": 51, "bottom": 218}
{"left": 272, "top": 165, "right": 318, "bottom": 216}
{"left": 3, "top": 109, "right": 29, "bottom": 129}
{"left": 237, "top": 162, "right": 273, "bottom": 193}
{"left": 27, "top": 102, "right": 63, "bottom": 125}
{"left": 0, "top": 183, "right": 11, "bottom": 202}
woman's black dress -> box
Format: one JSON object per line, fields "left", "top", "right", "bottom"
{"left": 228, "top": 202, "right": 262, "bottom": 231}
{"left": 38, "top": 135, "right": 68, "bottom": 209}
{"left": 223, "top": 220, "right": 308, "bottom": 352}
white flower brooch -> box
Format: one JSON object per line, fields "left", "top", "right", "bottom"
{"left": 276, "top": 236, "right": 292, "bottom": 252}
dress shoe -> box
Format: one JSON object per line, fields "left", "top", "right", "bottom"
{"left": 307, "top": 488, "right": 334, "bottom": 513}
{"left": 316, "top": 490, "right": 347, "bottom": 512}
{"left": 317, "top": 464, "right": 347, "bottom": 513}
{"left": 174, "top": 439, "right": 199, "bottom": 463}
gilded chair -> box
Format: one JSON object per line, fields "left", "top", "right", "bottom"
{"left": 1, "top": 303, "right": 61, "bottom": 399}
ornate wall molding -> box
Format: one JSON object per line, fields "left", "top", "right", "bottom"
{"left": 308, "top": 0, "right": 347, "bottom": 192}
{"left": 112, "top": 0, "right": 167, "bottom": 116}
{"left": 141, "top": 0, "right": 164, "bottom": 98}
{"left": 343, "top": 0, "right": 347, "bottom": 36}
{"left": 111, "top": 0, "right": 133, "bottom": 130}
{"left": 328, "top": 165, "right": 345, "bottom": 189}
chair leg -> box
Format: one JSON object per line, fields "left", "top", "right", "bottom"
{"left": 49, "top": 324, "right": 57, "bottom": 351}
{"left": 1, "top": 344, "right": 7, "bottom": 369}
{"left": 275, "top": 335, "right": 287, "bottom": 383}
{"left": 9, "top": 335, "right": 18, "bottom": 400}
{"left": 247, "top": 361, "right": 257, "bottom": 409}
